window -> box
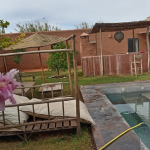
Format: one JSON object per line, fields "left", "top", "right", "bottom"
{"left": 128, "top": 38, "right": 139, "bottom": 52}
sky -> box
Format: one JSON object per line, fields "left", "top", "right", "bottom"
{"left": 1, "top": 0, "right": 150, "bottom": 33}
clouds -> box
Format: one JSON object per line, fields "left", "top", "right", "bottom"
{"left": 0, "top": 0, "right": 150, "bottom": 33}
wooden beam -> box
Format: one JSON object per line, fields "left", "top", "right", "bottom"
{"left": 0, "top": 49, "right": 73, "bottom": 57}
{"left": 38, "top": 47, "right": 45, "bottom": 83}
{"left": 5, "top": 97, "right": 75, "bottom": 108}
{"left": 66, "top": 41, "right": 73, "bottom": 96}
{"left": 72, "top": 35, "right": 81, "bottom": 135}
{"left": 133, "top": 29, "right": 135, "bottom": 52}
{"left": 147, "top": 26, "right": 150, "bottom": 72}
{"left": 2, "top": 49, "right": 7, "bottom": 73}
{"left": 100, "top": 28, "right": 103, "bottom": 76}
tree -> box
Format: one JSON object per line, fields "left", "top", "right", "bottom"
{"left": 46, "top": 42, "right": 73, "bottom": 76}
{"left": 0, "top": 19, "right": 25, "bottom": 73}
{"left": 74, "top": 22, "right": 94, "bottom": 29}
{"left": 0, "top": 20, "right": 25, "bottom": 49}
{"left": 0, "top": 20, "right": 10, "bottom": 34}
{"left": 12, "top": 49, "right": 26, "bottom": 72}
{"left": 15, "top": 18, "right": 61, "bottom": 33}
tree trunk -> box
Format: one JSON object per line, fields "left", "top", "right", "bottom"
{"left": 56, "top": 67, "right": 59, "bottom": 76}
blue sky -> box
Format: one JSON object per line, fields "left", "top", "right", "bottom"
{"left": 1, "top": 0, "right": 150, "bottom": 33}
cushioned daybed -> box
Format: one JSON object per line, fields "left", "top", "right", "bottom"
{"left": 0, "top": 91, "right": 94, "bottom": 140}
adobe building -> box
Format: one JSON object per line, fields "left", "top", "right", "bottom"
{"left": 81, "top": 17, "right": 150, "bottom": 76}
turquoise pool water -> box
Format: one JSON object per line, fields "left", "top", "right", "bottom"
{"left": 106, "top": 91, "right": 150, "bottom": 149}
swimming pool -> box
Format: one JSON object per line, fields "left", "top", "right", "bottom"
{"left": 105, "top": 91, "right": 150, "bottom": 149}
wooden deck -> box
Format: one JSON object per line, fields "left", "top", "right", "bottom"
{"left": 0, "top": 119, "right": 77, "bottom": 139}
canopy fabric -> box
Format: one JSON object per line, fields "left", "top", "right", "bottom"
{"left": 90, "top": 20, "right": 150, "bottom": 33}
{"left": 4, "top": 33, "right": 69, "bottom": 50}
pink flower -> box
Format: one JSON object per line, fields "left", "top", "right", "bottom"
{"left": 0, "top": 69, "right": 21, "bottom": 111}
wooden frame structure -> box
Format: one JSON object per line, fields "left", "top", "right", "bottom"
{"left": 0, "top": 34, "right": 81, "bottom": 139}
{"left": 90, "top": 20, "right": 150, "bottom": 75}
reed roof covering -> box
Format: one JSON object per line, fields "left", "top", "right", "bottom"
{"left": 90, "top": 21, "right": 150, "bottom": 33}
{"left": 4, "top": 33, "right": 70, "bottom": 50}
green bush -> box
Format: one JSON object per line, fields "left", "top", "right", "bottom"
{"left": 12, "top": 49, "right": 26, "bottom": 72}
{"left": 46, "top": 42, "right": 73, "bottom": 76}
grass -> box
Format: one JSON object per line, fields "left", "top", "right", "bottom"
{"left": 1, "top": 67, "right": 150, "bottom": 150}
{"left": 0, "top": 124, "right": 94, "bottom": 150}
{"left": 21, "top": 68, "right": 150, "bottom": 98}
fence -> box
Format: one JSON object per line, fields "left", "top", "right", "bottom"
{"left": 82, "top": 52, "right": 148, "bottom": 76}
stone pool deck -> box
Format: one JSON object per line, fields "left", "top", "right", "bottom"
{"left": 80, "top": 81, "right": 150, "bottom": 150}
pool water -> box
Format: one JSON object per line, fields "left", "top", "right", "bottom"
{"left": 106, "top": 91, "right": 150, "bottom": 149}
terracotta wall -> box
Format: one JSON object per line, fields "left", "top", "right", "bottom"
{"left": 82, "top": 52, "right": 148, "bottom": 76}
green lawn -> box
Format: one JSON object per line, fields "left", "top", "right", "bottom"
{"left": 21, "top": 68, "right": 150, "bottom": 98}
{"left": 1, "top": 67, "right": 150, "bottom": 150}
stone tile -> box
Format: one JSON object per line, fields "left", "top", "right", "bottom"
{"left": 80, "top": 84, "right": 148, "bottom": 150}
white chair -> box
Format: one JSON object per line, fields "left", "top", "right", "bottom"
{"left": 131, "top": 55, "right": 143, "bottom": 76}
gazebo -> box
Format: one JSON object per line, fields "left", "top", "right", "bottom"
{"left": 3, "top": 33, "right": 71, "bottom": 83}
{"left": 89, "top": 20, "right": 150, "bottom": 75}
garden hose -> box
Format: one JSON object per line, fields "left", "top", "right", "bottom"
{"left": 99, "top": 122, "right": 144, "bottom": 150}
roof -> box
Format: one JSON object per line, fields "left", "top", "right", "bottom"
{"left": 90, "top": 21, "right": 150, "bottom": 33}
{"left": 4, "top": 33, "right": 72, "bottom": 50}
{"left": 80, "top": 32, "right": 89, "bottom": 37}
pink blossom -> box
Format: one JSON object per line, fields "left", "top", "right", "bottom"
{"left": 0, "top": 69, "right": 21, "bottom": 111}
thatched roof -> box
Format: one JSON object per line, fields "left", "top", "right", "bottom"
{"left": 90, "top": 21, "right": 150, "bottom": 33}
{"left": 4, "top": 33, "right": 70, "bottom": 50}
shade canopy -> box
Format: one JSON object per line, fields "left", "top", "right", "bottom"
{"left": 4, "top": 33, "right": 69, "bottom": 50}
{"left": 90, "top": 21, "right": 150, "bottom": 33}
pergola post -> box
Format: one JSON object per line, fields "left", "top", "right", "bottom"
{"left": 2, "top": 49, "right": 7, "bottom": 73}
{"left": 147, "top": 26, "right": 150, "bottom": 72}
{"left": 133, "top": 29, "right": 135, "bottom": 52}
{"left": 38, "top": 47, "right": 45, "bottom": 83}
{"left": 65, "top": 40, "right": 73, "bottom": 96}
{"left": 72, "top": 35, "right": 80, "bottom": 135}
{"left": 95, "top": 33, "right": 97, "bottom": 55}
{"left": 100, "top": 28, "right": 103, "bottom": 76}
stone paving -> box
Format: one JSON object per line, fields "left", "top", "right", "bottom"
{"left": 80, "top": 82, "right": 150, "bottom": 150}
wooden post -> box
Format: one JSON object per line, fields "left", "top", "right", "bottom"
{"left": 95, "top": 33, "right": 97, "bottom": 55}
{"left": 72, "top": 35, "right": 80, "bottom": 135}
{"left": 65, "top": 40, "right": 73, "bottom": 96}
{"left": 100, "top": 28, "right": 103, "bottom": 76}
{"left": 2, "top": 49, "right": 7, "bottom": 73}
{"left": 133, "top": 29, "right": 135, "bottom": 52}
{"left": 147, "top": 26, "right": 150, "bottom": 72}
{"left": 38, "top": 47, "right": 45, "bottom": 83}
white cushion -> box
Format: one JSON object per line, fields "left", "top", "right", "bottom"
{"left": 20, "top": 97, "right": 95, "bottom": 124}
{"left": 0, "top": 94, "right": 30, "bottom": 131}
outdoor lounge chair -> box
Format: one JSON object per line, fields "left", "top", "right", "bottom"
{"left": 13, "top": 72, "right": 35, "bottom": 96}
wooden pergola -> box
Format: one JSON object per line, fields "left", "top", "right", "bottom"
{"left": 0, "top": 34, "right": 81, "bottom": 136}
{"left": 3, "top": 33, "right": 72, "bottom": 83}
{"left": 90, "top": 20, "right": 150, "bottom": 75}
